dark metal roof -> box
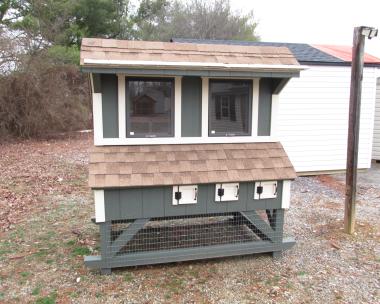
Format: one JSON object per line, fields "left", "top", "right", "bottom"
{"left": 170, "top": 38, "right": 358, "bottom": 66}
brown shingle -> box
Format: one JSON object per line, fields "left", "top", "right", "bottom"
{"left": 89, "top": 142, "right": 296, "bottom": 188}
{"left": 80, "top": 38, "right": 300, "bottom": 68}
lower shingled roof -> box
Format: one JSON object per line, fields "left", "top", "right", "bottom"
{"left": 89, "top": 142, "right": 296, "bottom": 189}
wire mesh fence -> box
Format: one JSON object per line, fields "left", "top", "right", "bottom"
{"left": 106, "top": 210, "right": 282, "bottom": 257}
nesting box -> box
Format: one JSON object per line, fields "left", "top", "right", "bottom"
{"left": 81, "top": 38, "right": 303, "bottom": 274}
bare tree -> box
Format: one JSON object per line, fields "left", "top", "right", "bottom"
{"left": 134, "top": 0, "right": 259, "bottom": 41}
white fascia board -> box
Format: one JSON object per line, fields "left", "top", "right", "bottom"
{"left": 83, "top": 59, "right": 307, "bottom": 72}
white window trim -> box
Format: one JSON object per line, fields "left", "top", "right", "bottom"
{"left": 93, "top": 93, "right": 103, "bottom": 145}
{"left": 201, "top": 77, "right": 209, "bottom": 138}
{"left": 174, "top": 76, "right": 182, "bottom": 138}
{"left": 92, "top": 74, "right": 280, "bottom": 145}
{"left": 96, "top": 136, "right": 278, "bottom": 145}
{"left": 117, "top": 74, "right": 126, "bottom": 139}
{"left": 252, "top": 78, "right": 260, "bottom": 136}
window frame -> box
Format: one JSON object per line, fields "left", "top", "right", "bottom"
{"left": 125, "top": 77, "right": 175, "bottom": 138}
{"left": 208, "top": 79, "right": 253, "bottom": 137}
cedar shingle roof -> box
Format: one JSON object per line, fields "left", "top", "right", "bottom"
{"left": 80, "top": 38, "right": 300, "bottom": 68}
{"left": 89, "top": 142, "right": 296, "bottom": 189}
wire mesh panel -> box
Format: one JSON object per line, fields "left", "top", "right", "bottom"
{"left": 84, "top": 208, "right": 294, "bottom": 271}
{"left": 106, "top": 210, "right": 283, "bottom": 257}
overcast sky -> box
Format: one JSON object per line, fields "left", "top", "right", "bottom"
{"left": 231, "top": 0, "right": 380, "bottom": 58}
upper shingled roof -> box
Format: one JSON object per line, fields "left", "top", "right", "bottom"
{"left": 171, "top": 38, "right": 380, "bottom": 67}
{"left": 80, "top": 38, "right": 301, "bottom": 70}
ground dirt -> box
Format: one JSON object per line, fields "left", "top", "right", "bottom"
{"left": 0, "top": 135, "right": 379, "bottom": 303}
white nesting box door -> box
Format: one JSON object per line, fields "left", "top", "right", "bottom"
{"left": 254, "top": 181, "right": 278, "bottom": 200}
{"left": 215, "top": 183, "right": 239, "bottom": 202}
{"left": 172, "top": 185, "right": 198, "bottom": 205}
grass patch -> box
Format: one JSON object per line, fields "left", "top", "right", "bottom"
{"left": 297, "top": 271, "right": 307, "bottom": 276}
{"left": 124, "top": 272, "right": 134, "bottom": 282}
{"left": 65, "top": 240, "right": 76, "bottom": 247}
{"left": 35, "top": 291, "right": 57, "bottom": 304}
{"left": 165, "top": 277, "right": 185, "bottom": 295}
{"left": 32, "top": 286, "right": 42, "bottom": 296}
{"left": 71, "top": 246, "right": 91, "bottom": 256}
{"left": 20, "top": 271, "right": 31, "bottom": 278}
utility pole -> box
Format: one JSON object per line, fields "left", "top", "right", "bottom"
{"left": 345, "top": 26, "right": 378, "bottom": 234}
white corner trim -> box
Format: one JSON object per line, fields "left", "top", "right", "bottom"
{"left": 83, "top": 59, "right": 307, "bottom": 71}
{"left": 175, "top": 76, "right": 182, "bottom": 138}
{"left": 281, "top": 180, "right": 291, "bottom": 209}
{"left": 94, "top": 190, "right": 105, "bottom": 223}
{"left": 201, "top": 77, "right": 209, "bottom": 138}
{"left": 118, "top": 74, "right": 126, "bottom": 139}
{"left": 93, "top": 93, "right": 103, "bottom": 145}
{"left": 252, "top": 78, "right": 260, "bottom": 136}
{"left": 271, "top": 94, "right": 279, "bottom": 137}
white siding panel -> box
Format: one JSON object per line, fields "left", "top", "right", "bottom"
{"left": 279, "top": 66, "right": 377, "bottom": 173}
{"left": 372, "top": 78, "right": 380, "bottom": 160}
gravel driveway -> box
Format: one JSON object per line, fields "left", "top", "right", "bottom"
{"left": 0, "top": 137, "right": 379, "bottom": 303}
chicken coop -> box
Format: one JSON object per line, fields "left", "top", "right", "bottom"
{"left": 80, "top": 38, "right": 303, "bottom": 274}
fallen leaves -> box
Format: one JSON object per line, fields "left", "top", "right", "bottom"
{"left": 0, "top": 133, "right": 91, "bottom": 231}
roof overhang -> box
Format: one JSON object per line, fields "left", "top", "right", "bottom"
{"left": 81, "top": 59, "right": 307, "bottom": 78}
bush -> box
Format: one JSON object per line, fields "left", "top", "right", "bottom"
{"left": 0, "top": 57, "right": 91, "bottom": 138}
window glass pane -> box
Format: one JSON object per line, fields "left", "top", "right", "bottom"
{"left": 209, "top": 80, "right": 251, "bottom": 136}
{"left": 126, "top": 79, "right": 173, "bottom": 137}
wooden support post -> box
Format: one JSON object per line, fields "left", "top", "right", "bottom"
{"left": 345, "top": 26, "right": 377, "bottom": 234}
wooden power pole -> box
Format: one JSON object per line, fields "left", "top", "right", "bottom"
{"left": 345, "top": 26, "right": 378, "bottom": 234}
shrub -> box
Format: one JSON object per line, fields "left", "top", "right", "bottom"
{"left": 0, "top": 57, "right": 91, "bottom": 138}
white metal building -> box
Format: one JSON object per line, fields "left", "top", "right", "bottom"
{"left": 172, "top": 39, "right": 380, "bottom": 174}
{"left": 372, "top": 78, "right": 380, "bottom": 161}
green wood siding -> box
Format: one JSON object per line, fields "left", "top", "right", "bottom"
{"left": 92, "top": 73, "right": 102, "bottom": 93}
{"left": 101, "top": 74, "right": 119, "bottom": 138}
{"left": 103, "top": 181, "right": 284, "bottom": 221}
{"left": 258, "top": 78, "right": 272, "bottom": 136}
{"left": 181, "top": 76, "right": 202, "bottom": 137}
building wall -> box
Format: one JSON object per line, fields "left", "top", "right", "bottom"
{"left": 372, "top": 78, "right": 380, "bottom": 160}
{"left": 279, "top": 66, "right": 378, "bottom": 173}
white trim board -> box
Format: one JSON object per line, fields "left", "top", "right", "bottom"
{"left": 95, "top": 136, "right": 278, "bottom": 146}
{"left": 281, "top": 180, "right": 291, "bottom": 209}
{"left": 84, "top": 59, "right": 307, "bottom": 72}
{"left": 174, "top": 76, "right": 182, "bottom": 138}
{"left": 251, "top": 78, "right": 260, "bottom": 136}
{"left": 117, "top": 74, "right": 126, "bottom": 139}
{"left": 201, "top": 77, "right": 209, "bottom": 138}
{"left": 92, "top": 93, "right": 103, "bottom": 145}
{"left": 94, "top": 190, "right": 105, "bottom": 223}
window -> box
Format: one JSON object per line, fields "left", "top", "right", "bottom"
{"left": 126, "top": 78, "right": 174, "bottom": 137}
{"left": 209, "top": 80, "right": 252, "bottom": 136}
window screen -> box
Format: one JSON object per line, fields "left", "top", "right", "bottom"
{"left": 209, "top": 80, "right": 252, "bottom": 136}
{"left": 126, "top": 78, "right": 174, "bottom": 137}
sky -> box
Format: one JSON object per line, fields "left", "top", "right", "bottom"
{"left": 231, "top": 0, "right": 380, "bottom": 58}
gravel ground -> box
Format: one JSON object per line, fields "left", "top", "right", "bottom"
{"left": 0, "top": 136, "right": 379, "bottom": 303}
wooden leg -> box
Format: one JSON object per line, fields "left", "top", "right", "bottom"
{"left": 272, "top": 251, "right": 282, "bottom": 259}
{"left": 101, "top": 268, "right": 112, "bottom": 275}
